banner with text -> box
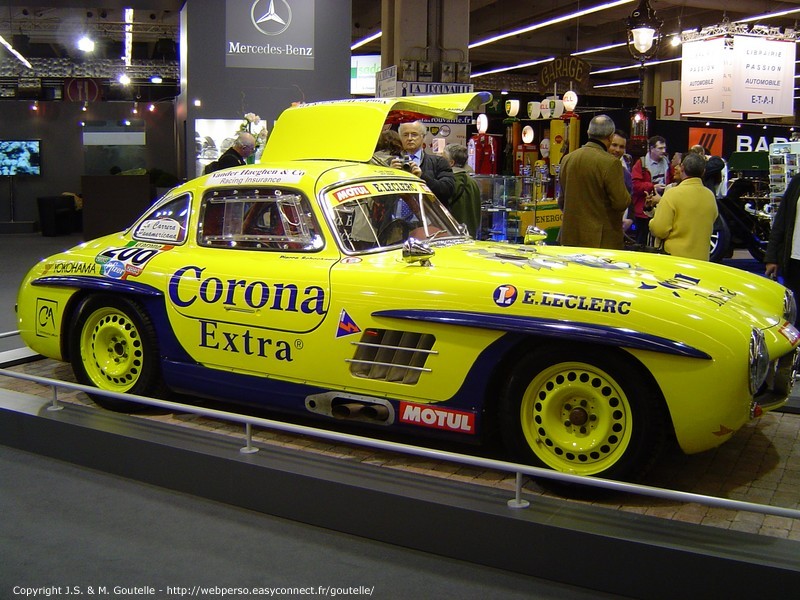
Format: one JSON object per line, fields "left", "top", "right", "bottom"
{"left": 731, "top": 35, "right": 794, "bottom": 117}
{"left": 225, "top": 0, "right": 315, "bottom": 70}
{"left": 680, "top": 37, "right": 726, "bottom": 115}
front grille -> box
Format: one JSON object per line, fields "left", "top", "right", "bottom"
{"left": 347, "top": 328, "right": 437, "bottom": 384}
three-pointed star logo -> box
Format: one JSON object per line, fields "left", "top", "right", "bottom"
{"left": 251, "top": 0, "right": 292, "bottom": 36}
{"left": 256, "top": 0, "right": 286, "bottom": 25}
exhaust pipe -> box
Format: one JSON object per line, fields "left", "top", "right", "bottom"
{"left": 331, "top": 402, "right": 366, "bottom": 419}
{"left": 361, "top": 404, "right": 390, "bottom": 421}
{"left": 305, "top": 392, "right": 395, "bottom": 426}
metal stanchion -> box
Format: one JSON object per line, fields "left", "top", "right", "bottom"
{"left": 507, "top": 471, "right": 530, "bottom": 509}
{"left": 240, "top": 422, "right": 259, "bottom": 454}
{"left": 46, "top": 385, "right": 63, "bottom": 412}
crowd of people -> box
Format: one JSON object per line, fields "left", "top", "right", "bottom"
{"left": 366, "top": 116, "right": 733, "bottom": 264}
{"left": 556, "top": 114, "right": 728, "bottom": 261}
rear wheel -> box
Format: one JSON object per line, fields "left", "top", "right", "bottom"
{"left": 499, "top": 345, "right": 668, "bottom": 482}
{"left": 69, "top": 295, "right": 164, "bottom": 412}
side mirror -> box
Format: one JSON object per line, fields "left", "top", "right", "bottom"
{"left": 523, "top": 225, "right": 547, "bottom": 245}
{"left": 402, "top": 237, "right": 434, "bottom": 266}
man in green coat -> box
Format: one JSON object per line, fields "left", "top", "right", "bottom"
{"left": 444, "top": 143, "right": 482, "bottom": 238}
{"left": 557, "top": 115, "right": 631, "bottom": 249}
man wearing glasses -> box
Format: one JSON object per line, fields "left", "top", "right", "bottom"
{"left": 205, "top": 132, "right": 257, "bottom": 174}
{"left": 631, "top": 135, "right": 672, "bottom": 245}
{"left": 392, "top": 121, "right": 455, "bottom": 204}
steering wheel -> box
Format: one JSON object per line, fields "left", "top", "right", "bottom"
{"left": 378, "top": 219, "right": 411, "bottom": 246}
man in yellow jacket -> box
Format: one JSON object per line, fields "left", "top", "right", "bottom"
{"left": 649, "top": 152, "right": 718, "bottom": 260}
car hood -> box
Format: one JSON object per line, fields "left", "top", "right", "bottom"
{"left": 427, "top": 241, "right": 790, "bottom": 329}
{"left": 262, "top": 92, "right": 492, "bottom": 163}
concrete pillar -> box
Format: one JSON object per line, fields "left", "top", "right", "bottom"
{"left": 381, "top": 0, "right": 469, "bottom": 81}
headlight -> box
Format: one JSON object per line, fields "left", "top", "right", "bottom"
{"left": 784, "top": 289, "right": 797, "bottom": 325}
{"left": 749, "top": 327, "right": 770, "bottom": 395}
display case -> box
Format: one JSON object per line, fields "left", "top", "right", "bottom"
{"left": 472, "top": 172, "right": 561, "bottom": 243}
{"left": 768, "top": 142, "right": 800, "bottom": 205}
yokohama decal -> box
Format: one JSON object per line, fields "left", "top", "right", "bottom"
{"left": 399, "top": 402, "right": 475, "bottom": 434}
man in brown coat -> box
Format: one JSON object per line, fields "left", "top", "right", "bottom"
{"left": 557, "top": 115, "right": 631, "bottom": 249}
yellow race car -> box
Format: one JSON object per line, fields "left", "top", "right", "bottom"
{"left": 15, "top": 93, "right": 800, "bottom": 482}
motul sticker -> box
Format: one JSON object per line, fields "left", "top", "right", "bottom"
{"left": 780, "top": 323, "right": 800, "bottom": 345}
{"left": 399, "top": 402, "right": 475, "bottom": 434}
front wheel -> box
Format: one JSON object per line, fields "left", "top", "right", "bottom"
{"left": 499, "top": 345, "right": 668, "bottom": 482}
{"left": 69, "top": 295, "right": 165, "bottom": 412}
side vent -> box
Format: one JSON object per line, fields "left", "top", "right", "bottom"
{"left": 347, "top": 328, "right": 437, "bottom": 384}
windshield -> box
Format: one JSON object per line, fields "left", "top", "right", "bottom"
{"left": 326, "top": 180, "right": 464, "bottom": 253}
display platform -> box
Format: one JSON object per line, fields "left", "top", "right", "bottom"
{"left": 1, "top": 386, "right": 799, "bottom": 599}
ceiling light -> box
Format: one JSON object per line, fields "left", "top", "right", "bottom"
{"left": 627, "top": 0, "right": 662, "bottom": 59}
{"left": 77, "top": 35, "right": 95, "bottom": 53}
{"left": 593, "top": 80, "right": 640, "bottom": 89}
{"left": 0, "top": 34, "right": 32, "bottom": 69}
{"left": 351, "top": 31, "right": 382, "bottom": 51}
{"left": 470, "top": 56, "right": 553, "bottom": 78}
{"left": 81, "top": 101, "right": 88, "bottom": 112}
{"left": 31, "top": 100, "right": 38, "bottom": 111}
{"left": 150, "top": 75, "right": 163, "bottom": 84}
{"left": 470, "top": 0, "right": 634, "bottom": 49}
{"left": 735, "top": 8, "right": 800, "bottom": 24}
{"left": 118, "top": 73, "right": 131, "bottom": 85}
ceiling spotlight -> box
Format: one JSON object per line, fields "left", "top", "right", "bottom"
{"left": 150, "top": 75, "right": 163, "bottom": 84}
{"left": 82, "top": 101, "right": 88, "bottom": 112}
{"left": 118, "top": 73, "right": 131, "bottom": 85}
{"left": 670, "top": 34, "right": 681, "bottom": 47}
{"left": 193, "top": 98, "right": 202, "bottom": 107}
{"left": 77, "top": 35, "right": 95, "bottom": 52}
{"left": 31, "top": 100, "right": 38, "bottom": 111}
{"left": 148, "top": 104, "right": 156, "bottom": 112}
{"left": 132, "top": 102, "right": 139, "bottom": 114}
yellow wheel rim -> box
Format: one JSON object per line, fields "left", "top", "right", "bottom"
{"left": 520, "top": 361, "right": 633, "bottom": 476}
{"left": 80, "top": 307, "right": 143, "bottom": 393}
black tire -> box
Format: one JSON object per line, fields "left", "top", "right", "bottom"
{"left": 747, "top": 239, "right": 767, "bottom": 263}
{"left": 709, "top": 213, "right": 731, "bottom": 263}
{"left": 69, "top": 295, "right": 165, "bottom": 412}
{"left": 498, "top": 344, "right": 668, "bottom": 483}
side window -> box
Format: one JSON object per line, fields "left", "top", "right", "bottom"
{"left": 198, "top": 189, "right": 322, "bottom": 251}
{"left": 133, "top": 194, "right": 190, "bottom": 244}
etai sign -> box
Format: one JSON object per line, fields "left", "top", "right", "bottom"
{"left": 225, "top": 0, "right": 315, "bottom": 70}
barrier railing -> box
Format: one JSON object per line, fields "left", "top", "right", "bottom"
{"left": 1, "top": 362, "right": 800, "bottom": 520}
